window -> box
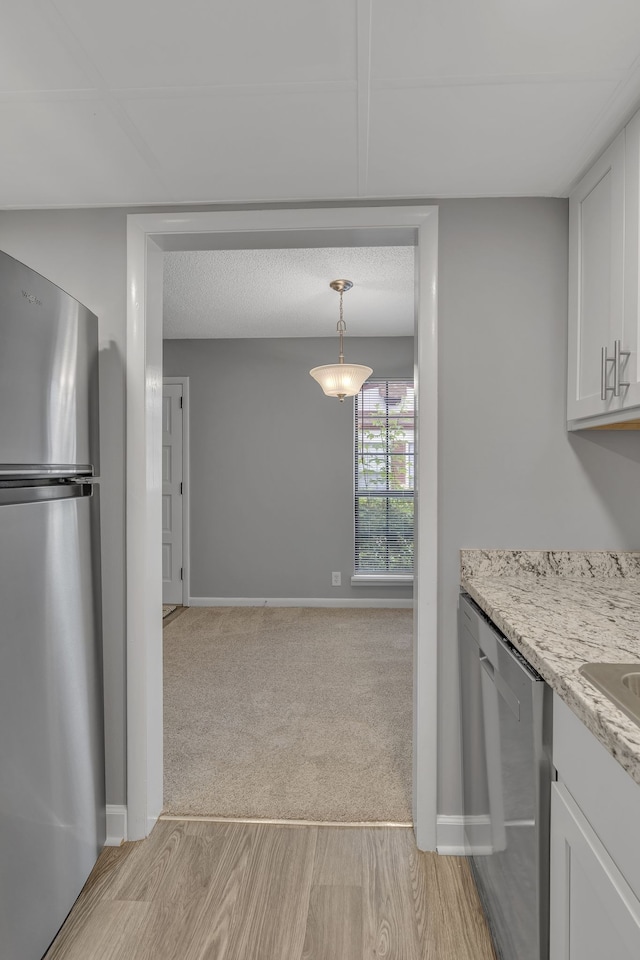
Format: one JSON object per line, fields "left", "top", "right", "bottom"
{"left": 354, "top": 378, "right": 415, "bottom": 577}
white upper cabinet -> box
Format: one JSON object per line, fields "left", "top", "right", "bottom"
{"left": 622, "top": 110, "right": 640, "bottom": 411}
{"left": 568, "top": 108, "right": 640, "bottom": 427}
{"left": 567, "top": 132, "right": 625, "bottom": 423}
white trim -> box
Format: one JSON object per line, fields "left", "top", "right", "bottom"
{"left": 162, "top": 376, "right": 191, "bottom": 606}
{"left": 105, "top": 804, "right": 128, "bottom": 846}
{"left": 126, "top": 205, "right": 439, "bottom": 849}
{"left": 351, "top": 575, "right": 413, "bottom": 586}
{"left": 412, "top": 210, "right": 439, "bottom": 852}
{"left": 436, "top": 814, "right": 494, "bottom": 856}
{"left": 568, "top": 405, "right": 640, "bottom": 430}
{"left": 189, "top": 596, "right": 414, "bottom": 608}
{"left": 126, "top": 218, "right": 164, "bottom": 841}
{"left": 436, "top": 815, "right": 466, "bottom": 854}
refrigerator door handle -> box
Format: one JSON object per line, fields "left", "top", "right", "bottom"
{"left": 0, "top": 482, "right": 93, "bottom": 507}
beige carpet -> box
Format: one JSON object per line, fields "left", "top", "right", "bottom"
{"left": 163, "top": 606, "right": 413, "bottom": 821}
{"left": 162, "top": 604, "right": 177, "bottom": 619}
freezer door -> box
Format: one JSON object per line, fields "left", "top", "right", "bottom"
{"left": 0, "top": 487, "right": 105, "bottom": 960}
{"left": 0, "top": 250, "right": 99, "bottom": 474}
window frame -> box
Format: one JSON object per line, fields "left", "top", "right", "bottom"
{"left": 352, "top": 377, "right": 415, "bottom": 585}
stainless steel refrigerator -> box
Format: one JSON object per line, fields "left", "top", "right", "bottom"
{"left": 0, "top": 250, "right": 105, "bottom": 959}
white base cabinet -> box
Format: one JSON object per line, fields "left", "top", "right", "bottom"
{"left": 550, "top": 782, "right": 640, "bottom": 960}
{"left": 551, "top": 695, "right": 640, "bottom": 959}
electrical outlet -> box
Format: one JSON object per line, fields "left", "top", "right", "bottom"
{"left": 331, "top": 571, "right": 341, "bottom": 586}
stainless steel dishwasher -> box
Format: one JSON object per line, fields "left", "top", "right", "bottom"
{"left": 459, "top": 592, "right": 553, "bottom": 960}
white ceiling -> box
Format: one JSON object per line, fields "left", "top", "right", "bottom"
{"left": 163, "top": 247, "right": 415, "bottom": 338}
{"left": 2, "top": 1, "right": 640, "bottom": 207}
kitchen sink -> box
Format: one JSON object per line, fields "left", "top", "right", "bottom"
{"left": 579, "top": 663, "right": 640, "bottom": 727}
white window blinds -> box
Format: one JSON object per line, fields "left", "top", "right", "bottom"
{"left": 354, "top": 378, "right": 415, "bottom": 575}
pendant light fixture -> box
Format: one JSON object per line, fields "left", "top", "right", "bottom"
{"left": 309, "top": 280, "right": 373, "bottom": 402}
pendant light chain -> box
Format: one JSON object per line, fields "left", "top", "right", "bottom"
{"left": 338, "top": 288, "right": 346, "bottom": 364}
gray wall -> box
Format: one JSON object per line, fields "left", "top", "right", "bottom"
{"left": 1, "top": 199, "right": 639, "bottom": 815}
{"left": 0, "top": 209, "right": 128, "bottom": 807}
{"left": 438, "top": 198, "right": 640, "bottom": 814}
{"left": 164, "top": 337, "right": 414, "bottom": 601}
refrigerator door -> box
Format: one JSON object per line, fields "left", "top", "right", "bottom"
{"left": 0, "top": 484, "right": 105, "bottom": 960}
{"left": 0, "top": 250, "right": 99, "bottom": 476}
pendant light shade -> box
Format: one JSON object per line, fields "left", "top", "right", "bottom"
{"left": 309, "top": 280, "right": 373, "bottom": 402}
{"left": 309, "top": 361, "right": 373, "bottom": 399}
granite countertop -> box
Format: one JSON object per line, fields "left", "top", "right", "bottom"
{"left": 460, "top": 550, "right": 640, "bottom": 787}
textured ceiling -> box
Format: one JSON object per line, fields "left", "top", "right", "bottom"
{"left": 163, "top": 247, "right": 415, "bottom": 338}
{"left": 2, "top": 2, "right": 640, "bottom": 206}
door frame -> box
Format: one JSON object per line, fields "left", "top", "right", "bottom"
{"left": 162, "top": 377, "right": 190, "bottom": 606}
{"left": 125, "top": 205, "right": 439, "bottom": 848}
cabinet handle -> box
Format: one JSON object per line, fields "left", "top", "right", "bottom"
{"left": 613, "top": 340, "right": 630, "bottom": 397}
{"left": 601, "top": 346, "right": 615, "bottom": 400}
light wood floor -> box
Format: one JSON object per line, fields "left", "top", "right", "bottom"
{"left": 45, "top": 820, "right": 497, "bottom": 960}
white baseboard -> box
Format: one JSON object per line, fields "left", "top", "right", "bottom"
{"left": 436, "top": 814, "right": 493, "bottom": 855}
{"left": 105, "top": 804, "right": 128, "bottom": 846}
{"left": 189, "top": 597, "right": 413, "bottom": 608}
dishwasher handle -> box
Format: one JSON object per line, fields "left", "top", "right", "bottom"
{"left": 480, "top": 654, "right": 520, "bottom": 720}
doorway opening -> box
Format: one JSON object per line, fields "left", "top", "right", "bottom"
{"left": 126, "top": 206, "right": 438, "bottom": 848}
{"left": 161, "top": 252, "right": 415, "bottom": 821}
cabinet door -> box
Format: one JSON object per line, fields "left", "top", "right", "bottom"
{"left": 550, "top": 782, "right": 640, "bottom": 960}
{"left": 623, "top": 110, "right": 640, "bottom": 408}
{"left": 567, "top": 132, "right": 625, "bottom": 422}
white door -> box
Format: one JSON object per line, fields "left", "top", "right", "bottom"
{"left": 162, "top": 383, "right": 183, "bottom": 604}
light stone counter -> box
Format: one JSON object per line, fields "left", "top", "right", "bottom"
{"left": 460, "top": 550, "right": 640, "bottom": 787}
